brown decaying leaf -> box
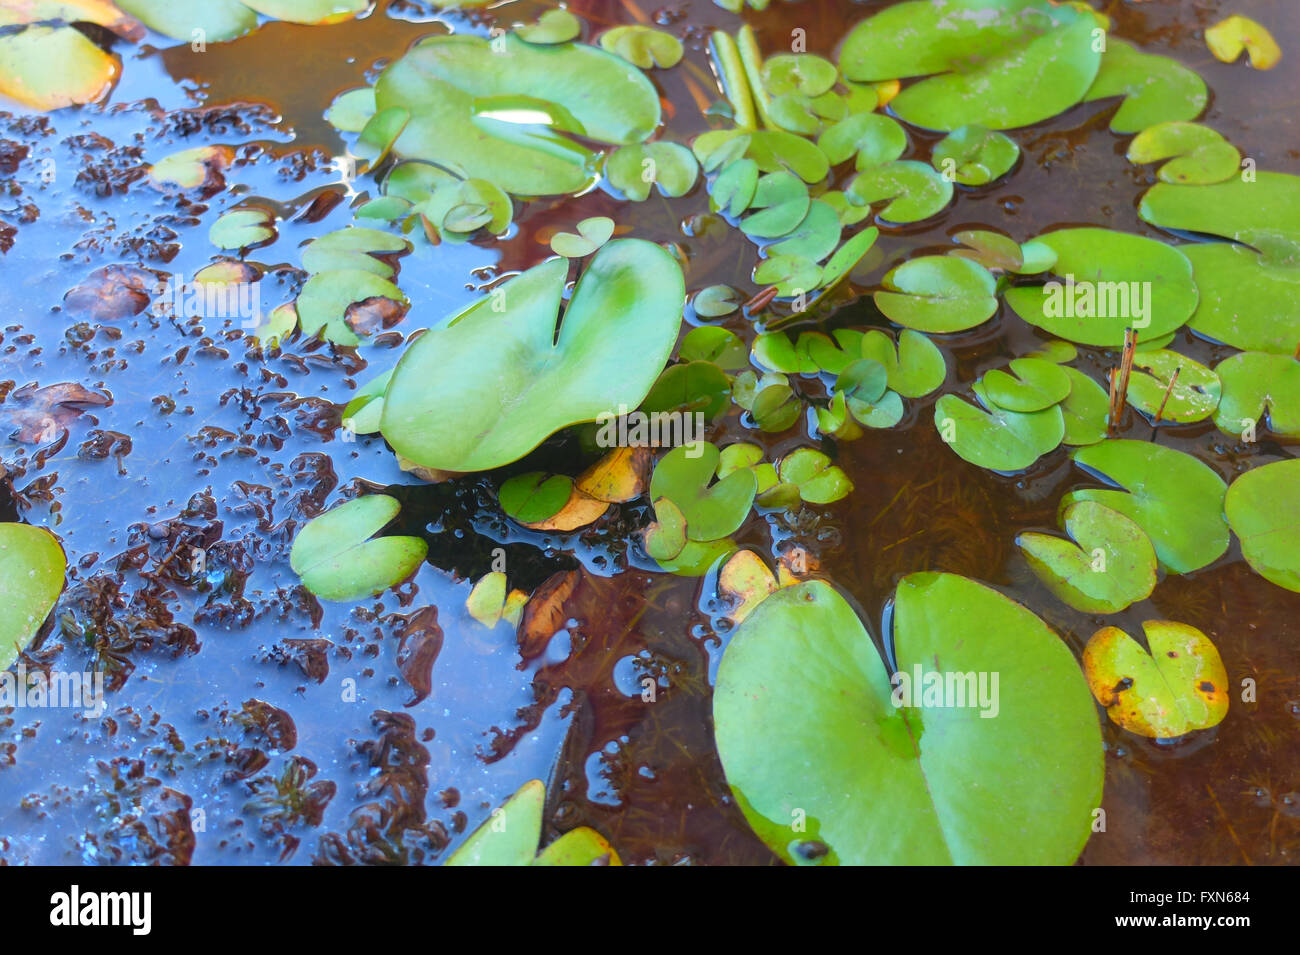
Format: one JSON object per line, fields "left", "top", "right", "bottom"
{"left": 575, "top": 445, "right": 652, "bottom": 503}
{"left": 517, "top": 569, "right": 580, "bottom": 659}
{"left": 344, "top": 295, "right": 409, "bottom": 336}
{"left": 62, "top": 264, "right": 158, "bottom": 320}
{"left": 5, "top": 381, "right": 111, "bottom": 443}
{"left": 394, "top": 606, "right": 443, "bottom": 706}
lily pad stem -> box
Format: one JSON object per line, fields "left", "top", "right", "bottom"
{"left": 710, "top": 30, "right": 757, "bottom": 130}
{"left": 736, "top": 26, "right": 775, "bottom": 130}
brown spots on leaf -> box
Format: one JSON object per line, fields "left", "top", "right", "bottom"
{"left": 344, "top": 295, "right": 408, "bottom": 336}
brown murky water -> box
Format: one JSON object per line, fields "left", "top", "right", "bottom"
{"left": 0, "top": 0, "right": 1296, "bottom": 864}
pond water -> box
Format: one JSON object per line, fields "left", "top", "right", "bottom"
{"left": 0, "top": 0, "right": 1296, "bottom": 865}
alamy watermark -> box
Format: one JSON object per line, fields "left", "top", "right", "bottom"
{"left": 151, "top": 271, "right": 261, "bottom": 327}
{"left": 890, "top": 665, "right": 1000, "bottom": 718}
{"left": 595, "top": 404, "right": 705, "bottom": 457}
{"left": 1040, "top": 275, "right": 1152, "bottom": 329}
{"left": 0, "top": 666, "right": 105, "bottom": 718}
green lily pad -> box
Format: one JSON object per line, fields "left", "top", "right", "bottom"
{"left": 515, "top": 8, "right": 581, "bottom": 45}
{"left": 297, "top": 270, "right": 408, "bottom": 346}
{"left": 354, "top": 106, "right": 410, "bottom": 170}
{"left": 599, "top": 25, "right": 682, "bottom": 69}
{"left": 1063, "top": 440, "right": 1228, "bottom": 574}
{"left": 847, "top": 160, "right": 953, "bottom": 223}
{"left": 499, "top": 472, "right": 573, "bottom": 524}
{"left": 753, "top": 254, "right": 821, "bottom": 297}
{"left": 0, "top": 4, "right": 140, "bottom": 111}
{"left": 607, "top": 141, "right": 698, "bottom": 201}
{"left": 300, "top": 226, "right": 408, "bottom": 278}
{"left": 1083, "top": 622, "right": 1229, "bottom": 739}
{"left": 733, "top": 371, "right": 802, "bottom": 432}
{"left": 532, "top": 827, "right": 620, "bottom": 866}
{"left": 951, "top": 229, "right": 1024, "bottom": 271}
{"left": 763, "top": 53, "right": 837, "bottom": 97}
{"left": 765, "top": 200, "right": 841, "bottom": 263}
{"left": 935, "top": 382, "right": 1065, "bottom": 472}
{"left": 1125, "top": 349, "right": 1221, "bottom": 423}
{"left": 710, "top": 157, "right": 759, "bottom": 217}
{"left": 445, "top": 779, "right": 543, "bottom": 866}
{"left": 1214, "top": 352, "right": 1300, "bottom": 439}
{"left": 875, "top": 256, "right": 998, "bottom": 333}
{"left": 816, "top": 113, "right": 907, "bottom": 170}
{"left": 1018, "top": 501, "right": 1156, "bottom": 614}
{"left": 1127, "top": 122, "right": 1240, "bottom": 185}
{"left": 341, "top": 369, "right": 393, "bottom": 435}
{"left": 692, "top": 284, "right": 740, "bottom": 318}
{"left": 1181, "top": 244, "right": 1300, "bottom": 353}
{"left": 325, "top": 87, "right": 376, "bottom": 133}
{"left": 1081, "top": 38, "right": 1206, "bottom": 134}
{"left": 642, "top": 360, "right": 731, "bottom": 420}
{"left": 375, "top": 34, "right": 659, "bottom": 197}
{"left": 1017, "top": 238, "right": 1058, "bottom": 275}
{"left": 932, "top": 125, "right": 1020, "bottom": 186}
{"left": 289, "top": 495, "right": 428, "bottom": 601}
{"left": 551, "top": 216, "right": 615, "bottom": 258}
{"left": 241, "top": 1, "right": 366, "bottom": 24}
{"left": 777, "top": 448, "right": 853, "bottom": 504}
{"left": 982, "top": 357, "right": 1071, "bottom": 413}
{"left": 859, "top": 330, "right": 946, "bottom": 398}
{"left": 741, "top": 172, "right": 811, "bottom": 239}
{"left": 1059, "top": 366, "right": 1110, "bottom": 446}
{"left": 714, "top": 574, "right": 1103, "bottom": 865}
{"left": 1004, "top": 228, "right": 1198, "bottom": 346}
{"left": 0, "top": 523, "right": 66, "bottom": 671}
{"left": 644, "top": 496, "right": 687, "bottom": 562}
{"left": 118, "top": 0, "right": 258, "bottom": 42}
{"left": 382, "top": 239, "right": 683, "bottom": 472}
{"left": 1205, "top": 14, "right": 1282, "bottom": 70}
{"left": 679, "top": 326, "right": 747, "bottom": 370}
{"left": 649, "top": 443, "right": 757, "bottom": 542}
{"left": 209, "top": 207, "right": 276, "bottom": 251}
{"left": 1225, "top": 459, "right": 1300, "bottom": 592}
{"left": 752, "top": 332, "right": 813, "bottom": 375}
{"left": 839, "top": 0, "right": 1101, "bottom": 131}
{"left": 1138, "top": 173, "right": 1300, "bottom": 263}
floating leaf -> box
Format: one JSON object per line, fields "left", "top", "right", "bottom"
{"left": 0, "top": 3, "right": 141, "bottom": 111}
{"left": 599, "top": 25, "right": 682, "bottom": 69}
{"left": 839, "top": 0, "right": 1101, "bottom": 131}
{"left": 1125, "top": 349, "right": 1221, "bottom": 423}
{"left": 575, "top": 446, "right": 651, "bottom": 503}
{"left": 1081, "top": 38, "right": 1206, "bottom": 134}
{"left": 932, "top": 125, "right": 1019, "bottom": 186}
{"left": 875, "top": 256, "right": 997, "bottom": 333}
{"left": 1017, "top": 238, "right": 1058, "bottom": 275}
{"left": 0, "top": 523, "right": 66, "bottom": 671}
{"left": 1063, "top": 440, "right": 1228, "bottom": 574}
{"left": 1127, "top": 122, "right": 1240, "bottom": 185}
{"left": 515, "top": 8, "right": 581, "bottom": 45}
{"left": 649, "top": 443, "right": 756, "bottom": 542}
{"left": 847, "top": 160, "right": 952, "bottom": 223}
{"left": 982, "top": 357, "right": 1071, "bottom": 413}
{"left": 1214, "top": 352, "right": 1300, "bottom": 439}
{"left": 718, "top": 550, "right": 778, "bottom": 623}
{"left": 818, "top": 226, "right": 879, "bottom": 289}
{"left": 375, "top": 34, "right": 659, "bottom": 196}
{"left": 710, "top": 157, "right": 759, "bottom": 217}
{"left": 467, "top": 572, "right": 507, "bottom": 628}
{"left": 641, "top": 360, "right": 731, "bottom": 420}
{"left": 859, "top": 329, "right": 946, "bottom": 398}
{"left": 694, "top": 128, "right": 829, "bottom": 184}
{"left": 241, "top": 1, "right": 366, "bottom": 24}
{"left": 777, "top": 448, "right": 852, "bottom": 504}
{"left": 951, "top": 229, "right": 1024, "bottom": 271}
{"left": 1205, "top": 14, "right": 1281, "bottom": 70}
{"left": 1019, "top": 501, "right": 1156, "bottom": 613}
{"left": 753, "top": 254, "right": 820, "bottom": 297}
{"left": 1225, "top": 459, "right": 1300, "bottom": 592}
{"left": 740, "top": 171, "right": 810, "bottom": 239}
{"left": 118, "top": 0, "right": 257, "bottom": 42}
{"left": 692, "top": 284, "right": 740, "bottom": 318}
{"left": 607, "top": 141, "right": 697, "bottom": 201}
{"left": 445, "top": 780, "right": 544, "bottom": 866}
{"left": 499, "top": 472, "right": 572, "bottom": 524}
{"left": 714, "top": 574, "right": 1103, "bottom": 865}
{"left": 533, "top": 827, "right": 621, "bottom": 866}
{"left": 1059, "top": 366, "right": 1109, "bottom": 446}
{"left": 148, "top": 145, "right": 233, "bottom": 193}
{"left": 765, "top": 200, "right": 840, "bottom": 264}
{"left": 1138, "top": 173, "right": 1300, "bottom": 261}
{"left": 551, "top": 216, "right": 615, "bottom": 257}
{"left": 289, "top": 496, "right": 428, "bottom": 601}
{"left": 341, "top": 368, "right": 391, "bottom": 435}
{"left": 643, "top": 496, "right": 687, "bottom": 561}
{"left": 209, "top": 208, "right": 276, "bottom": 251}
{"left": 383, "top": 241, "right": 682, "bottom": 472}
{"left": 326, "top": 87, "right": 376, "bottom": 133}
{"left": 816, "top": 113, "right": 906, "bottom": 170}
{"left": 934, "top": 382, "right": 1064, "bottom": 472}
{"left": 1083, "top": 621, "right": 1229, "bottom": 738}
{"left": 679, "top": 326, "right": 747, "bottom": 370}
{"left": 1004, "top": 228, "right": 1198, "bottom": 346}
{"left": 1182, "top": 244, "right": 1300, "bottom": 353}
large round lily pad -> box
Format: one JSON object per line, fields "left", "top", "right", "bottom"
{"left": 713, "top": 574, "right": 1103, "bottom": 865}
{"left": 838, "top": 0, "right": 1101, "bottom": 131}
{"left": 289, "top": 495, "right": 428, "bottom": 601}
{"left": 1225, "top": 459, "right": 1300, "bottom": 592}
{"left": 1019, "top": 501, "right": 1156, "bottom": 614}
{"left": 374, "top": 34, "right": 660, "bottom": 197}
{"left": 381, "top": 239, "right": 684, "bottom": 472}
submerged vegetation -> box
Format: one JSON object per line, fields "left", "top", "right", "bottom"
{"left": 0, "top": 0, "right": 1297, "bottom": 865}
